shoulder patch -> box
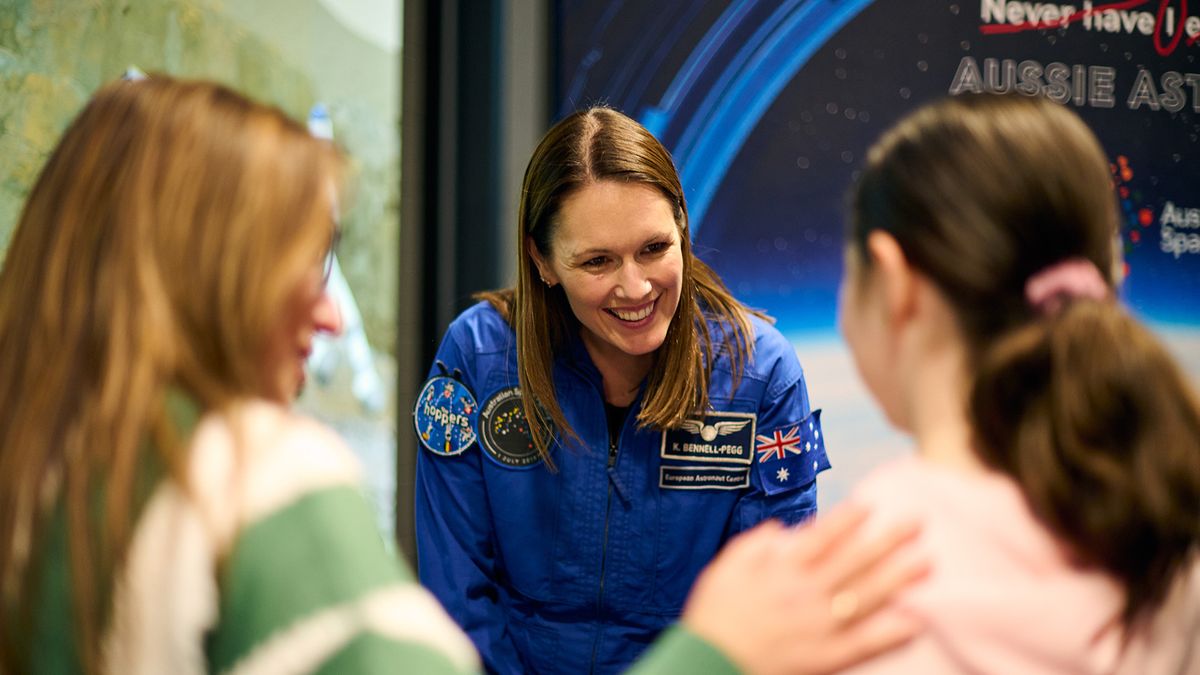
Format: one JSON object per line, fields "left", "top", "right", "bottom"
{"left": 479, "top": 387, "right": 543, "bottom": 469}
{"left": 413, "top": 376, "right": 478, "bottom": 456}
{"left": 753, "top": 409, "right": 831, "bottom": 495}
{"left": 661, "top": 411, "right": 756, "bottom": 465}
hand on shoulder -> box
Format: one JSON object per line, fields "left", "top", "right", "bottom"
{"left": 682, "top": 504, "right": 928, "bottom": 675}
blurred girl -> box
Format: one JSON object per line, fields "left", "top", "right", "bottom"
{"left": 840, "top": 93, "right": 1200, "bottom": 673}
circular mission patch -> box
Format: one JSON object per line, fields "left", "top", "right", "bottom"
{"left": 413, "top": 376, "right": 478, "bottom": 456}
{"left": 479, "top": 387, "right": 543, "bottom": 468}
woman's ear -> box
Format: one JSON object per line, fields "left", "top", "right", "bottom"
{"left": 526, "top": 237, "right": 558, "bottom": 287}
{"left": 865, "top": 230, "right": 917, "bottom": 329}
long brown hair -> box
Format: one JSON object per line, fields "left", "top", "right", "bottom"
{"left": 478, "top": 107, "right": 759, "bottom": 462}
{"left": 851, "top": 93, "right": 1200, "bottom": 626}
{"left": 0, "top": 75, "right": 341, "bottom": 673}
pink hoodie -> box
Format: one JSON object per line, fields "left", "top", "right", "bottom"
{"left": 843, "top": 456, "right": 1199, "bottom": 675}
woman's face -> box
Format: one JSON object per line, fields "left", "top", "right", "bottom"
{"left": 261, "top": 259, "right": 343, "bottom": 402}
{"left": 533, "top": 180, "right": 684, "bottom": 367}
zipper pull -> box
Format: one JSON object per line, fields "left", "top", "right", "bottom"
{"left": 607, "top": 440, "right": 631, "bottom": 503}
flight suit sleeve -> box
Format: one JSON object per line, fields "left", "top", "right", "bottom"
{"left": 414, "top": 319, "right": 527, "bottom": 674}
{"left": 728, "top": 339, "right": 830, "bottom": 536}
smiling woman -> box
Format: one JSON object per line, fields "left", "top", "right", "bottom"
{"left": 413, "top": 107, "right": 835, "bottom": 673}
{"left": 529, "top": 181, "right": 684, "bottom": 404}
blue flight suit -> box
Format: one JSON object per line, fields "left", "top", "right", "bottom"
{"left": 414, "top": 301, "right": 830, "bottom": 674}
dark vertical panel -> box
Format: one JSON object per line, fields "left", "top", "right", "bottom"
{"left": 454, "top": 1, "right": 502, "bottom": 310}
{"left": 398, "top": 0, "right": 551, "bottom": 566}
{"left": 397, "top": 0, "right": 433, "bottom": 561}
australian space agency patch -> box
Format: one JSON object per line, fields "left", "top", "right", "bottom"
{"left": 414, "top": 376, "right": 478, "bottom": 456}
{"left": 479, "top": 387, "right": 543, "bottom": 468}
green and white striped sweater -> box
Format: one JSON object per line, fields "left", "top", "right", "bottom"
{"left": 28, "top": 398, "right": 737, "bottom": 674}
{"left": 31, "top": 400, "right": 479, "bottom": 674}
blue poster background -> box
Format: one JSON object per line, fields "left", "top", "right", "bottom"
{"left": 555, "top": 0, "right": 1200, "bottom": 502}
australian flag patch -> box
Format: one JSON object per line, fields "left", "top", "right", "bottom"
{"left": 753, "top": 409, "right": 830, "bottom": 495}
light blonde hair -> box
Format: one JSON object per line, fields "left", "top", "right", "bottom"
{"left": 478, "top": 107, "right": 761, "bottom": 463}
{"left": 0, "top": 75, "right": 342, "bottom": 673}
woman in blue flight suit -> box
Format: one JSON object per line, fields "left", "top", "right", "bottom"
{"left": 414, "top": 107, "right": 830, "bottom": 674}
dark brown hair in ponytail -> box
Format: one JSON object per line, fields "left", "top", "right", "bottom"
{"left": 972, "top": 301, "right": 1200, "bottom": 625}
{"left": 852, "top": 93, "right": 1200, "bottom": 626}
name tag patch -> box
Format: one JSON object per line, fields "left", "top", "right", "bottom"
{"left": 660, "top": 466, "right": 750, "bottom": 490}
{"left": 660, "top": 411, "right": 756, "bottom": 465}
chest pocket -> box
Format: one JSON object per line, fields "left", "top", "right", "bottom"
{"left": 651, "top": 408, "right": 756, "bottom": 610}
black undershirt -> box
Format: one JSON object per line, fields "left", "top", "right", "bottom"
{"left": 604, "top": 402, "right": 631, "bottom": 467}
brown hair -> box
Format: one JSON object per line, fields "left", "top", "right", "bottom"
{"left": 478, "top": 107, "right": 759, "bottom": 462}
{"left": 0, "top": 75, "right": 341, "bottom": 672}
{"left": 851, "top": 93, "right": 1200, "bottom": 626}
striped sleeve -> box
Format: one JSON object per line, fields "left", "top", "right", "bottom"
{"left": 198, "top": 405, "right": 480, "bottom": 675}
{"left": 210, "top": 484, "right": 478, "bottom": 674}
{"left": 103, "top": 400, "right": 479, "bottom": 675}
{"left": 624, "top": 625, "right": 740, "bottom": 675}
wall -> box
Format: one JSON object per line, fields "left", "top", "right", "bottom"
{"left": 556, "top": 0, "right": 1200, "bottom": 507}
{"left": 0, "top": 0, "right": 402, "bottom": 533}
{"left": 0, "top": 0, "right": 399, "bottom": 352}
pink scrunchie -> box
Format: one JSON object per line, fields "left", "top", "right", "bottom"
{"left": 1025, "top": 258, "right": 1110, "bottom": 316}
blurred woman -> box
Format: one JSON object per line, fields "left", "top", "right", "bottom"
{"left": 839, "top": 93, "right": 1200, "bottom": 672}
{"left": 0, "top": 75, "right": 479, "bottom": 674}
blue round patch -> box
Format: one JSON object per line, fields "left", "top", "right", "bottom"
{"left": 414, "top": 376, "right": 478, "bottom": 456}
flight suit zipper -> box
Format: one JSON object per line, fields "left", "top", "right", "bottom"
{"left": 590, "top": 401, "right": 628, "bottom": 674}
{"left": 589, "top": 435, "right": 618, "bottom": 674}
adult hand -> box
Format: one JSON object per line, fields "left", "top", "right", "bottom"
{"left": 681, "top": 504, "right": 927, "bottom": 675}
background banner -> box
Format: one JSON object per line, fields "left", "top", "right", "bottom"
{"left": 555, "top": 0, "right": 1200, "bottom": 503}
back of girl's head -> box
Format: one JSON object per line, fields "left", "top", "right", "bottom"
{"left": 0, "top": 74, "right": 340, "bottom": 672}
{"left": 853, "top": 93, "right": 1200, "bottom": 626}
{"left": 852, "top": 94, "right": 1117, "bottom": 342}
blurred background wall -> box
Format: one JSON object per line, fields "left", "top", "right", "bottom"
{"left": 4, "top": 0, "right": 1197, "bottom": 556}
{"left": 551, "top": 0, "right": 1200, "bottom": 508}
{"left": 0, "top": 0, "right": 403, "bottom": 537}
